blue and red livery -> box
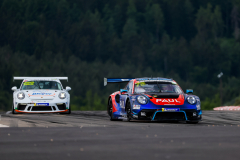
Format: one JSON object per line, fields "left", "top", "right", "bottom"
{"left": 104, "top": 77, "right": 202, "bottom": 124}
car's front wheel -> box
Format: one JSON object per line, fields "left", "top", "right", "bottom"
{"left": 12, "top": 103, "right": 16, "bottom": 114}
{"left": 126, "top": 100, "right": 132, "bottom": 122}
{"left": 67, "top": 107, "right": 71, "bottom": 114}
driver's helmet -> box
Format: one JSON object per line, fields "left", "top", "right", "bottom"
{"left": 152, "top": 85, "right": 160, "bottom": 92}
{"left": 39, "top": 82, "right": 44, "bottom": 89}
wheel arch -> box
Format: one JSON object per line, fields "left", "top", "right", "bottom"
{"left": 125, "top": 97, "right": 130, "bottom": 111}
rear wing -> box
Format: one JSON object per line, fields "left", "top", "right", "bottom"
{"left": 104, "top": 78, "right": 134, "bottom": 86}
{"left": 13, "top": 77, "right": 68, "bottom": 82}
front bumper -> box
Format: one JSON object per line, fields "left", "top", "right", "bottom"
{"left": 15, "top": 102, "right": 69, "bottom": 113}
{"left": 135, "top": 109, "right": 202, "bottom": 121}
{"left": 130, "top": 99, "right": 202, "bottom": 121}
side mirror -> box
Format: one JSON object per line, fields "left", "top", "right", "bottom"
{"left": 66, "top": 86, "right": 71, "bottom": 91}
{"left": 186, "top": 89, "right": 193, "bottom": 94}
{"left": 120, "top": 89, "right": 128, "bottom": 94}
{"left": 12, "top": 86, "right": 17, "bottom": 91}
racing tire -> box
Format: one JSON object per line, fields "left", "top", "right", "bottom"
{"left": 126, "top": 100, "right": 132, "bottom": 122}
{"left": 12, "top": 103, "right": 16, "bottom": 114}
{"left": 108, "top": 98, "right": 121, "bottom": 121}
{"left": 186, "top": 121, "right": 199, "bottom": 124}
{"left": 67, "top": 107, "right": 71, "bottom": 114}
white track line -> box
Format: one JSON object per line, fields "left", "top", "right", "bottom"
{"left": 0, "top": 124, "right": 9, "bottom": 127}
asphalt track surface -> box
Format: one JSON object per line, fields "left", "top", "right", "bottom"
{"left": 0, "top": 111, "right": 240, "bottom": 160}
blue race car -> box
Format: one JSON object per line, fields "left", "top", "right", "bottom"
{"left": 104, "top": 77, "right": 202, "bottom": 124}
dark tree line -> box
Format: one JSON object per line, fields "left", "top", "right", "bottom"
{"left": 1, "top": 0, "right": 240, "bottom": 110}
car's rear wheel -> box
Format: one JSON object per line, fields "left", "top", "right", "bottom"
{"left": 108, "top": 98, "right": 115, "bottom": 121}
{"left": 126, "top": 100, "right": 132, "bottom": 122}
{"left": 108, "top": 98, "right": 120, "bottom": 121}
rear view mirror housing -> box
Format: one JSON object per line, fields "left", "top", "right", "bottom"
{"left": 66, "top": 86, "right": 71, "bottom": 91}
{"left": 120, "top": 89, "right": 128, "bottom": 95}
{"left": 11, "top": 86, "right": 17, "bottom": 91}
{"left": 186, "top": 89, "right": 193, "bottom": 94}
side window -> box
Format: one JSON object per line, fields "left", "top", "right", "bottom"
{"left": 57, "top": 83, "right": 62, "bottom": 90}
{"left": 124, "top": 82, "right": 130, "bottom": 90}
{"left": 124, "top": 81, "right": 133, "bottom": 93}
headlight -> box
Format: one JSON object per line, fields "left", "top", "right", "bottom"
{"left": 187, "top": 96, "right": 196, "bottom": 104}
{"left": 137, "top": 96, "right": 148, "bottom": 104}
{"left": 58, "top": 92, "right": 66, "bottom": 99}
{"left": 17, "top": 92, "right": 25, "bottom": 100}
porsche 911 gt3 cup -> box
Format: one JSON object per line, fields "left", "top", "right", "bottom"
{"left": 11, "top": 77, "right": 71, "bottom": 114}
{"left": 104, "top": 77, "right": 202, "bottom": 124}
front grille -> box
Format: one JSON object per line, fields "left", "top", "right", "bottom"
{"left": 31, "top": 106, "right": 52, "bottom": 111}
{"left": 154, "top": 112, "right": 185, "bottom": 120}
{"left": 18, "top": 105, "right": 26, "bottom": 110}
{"left": 138, "top": 109, "right": 156, "bottom": 120}
{"left": 57, "top": 104, "right": 66, "bottom": 110}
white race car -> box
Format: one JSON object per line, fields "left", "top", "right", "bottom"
{"left": 11, "top": 77, "right": 71, "bottom": 114}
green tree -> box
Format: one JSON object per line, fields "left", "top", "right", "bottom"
{"left": 145, "top": 3, "right": 164, "bottom": 43}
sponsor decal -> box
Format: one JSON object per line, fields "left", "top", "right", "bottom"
{"left": 32, "top": 93, "right": 52, "bottom": 95}
{"left": 34, "top": 103, "right": 49, "bottom": 106}
{"left": 153, "top": 95, "right": 157, "bottom": 98}
{"left": 24, "top": 82, "right": 34, "bottom": 85}
{"left": 138, "top": 80, "right": 170, "bottom": 83}
{"left": 135, "top": 81, "right": 146, "bottom": 87}
{"left": 156, "top": 99, "right": 180, "bottom": 103}
{"left": 162, "top": 108, "right": 179, "bottom": 112}
{"left": 133, "top": 104, "right": 140, "bottom": 109}
{"left": 120, "top": 101, "right": 125, "bottom": 108}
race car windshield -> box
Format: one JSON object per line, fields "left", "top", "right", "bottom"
{"left": 21, "top": 81, "right": 62, "bottom": 90}
{"left": 134, "top": 82, "right": 183, "bottom": 94}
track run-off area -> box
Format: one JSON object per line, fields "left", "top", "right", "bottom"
{"left": 0, "top": 111, "right": 240, "bottom": 160}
